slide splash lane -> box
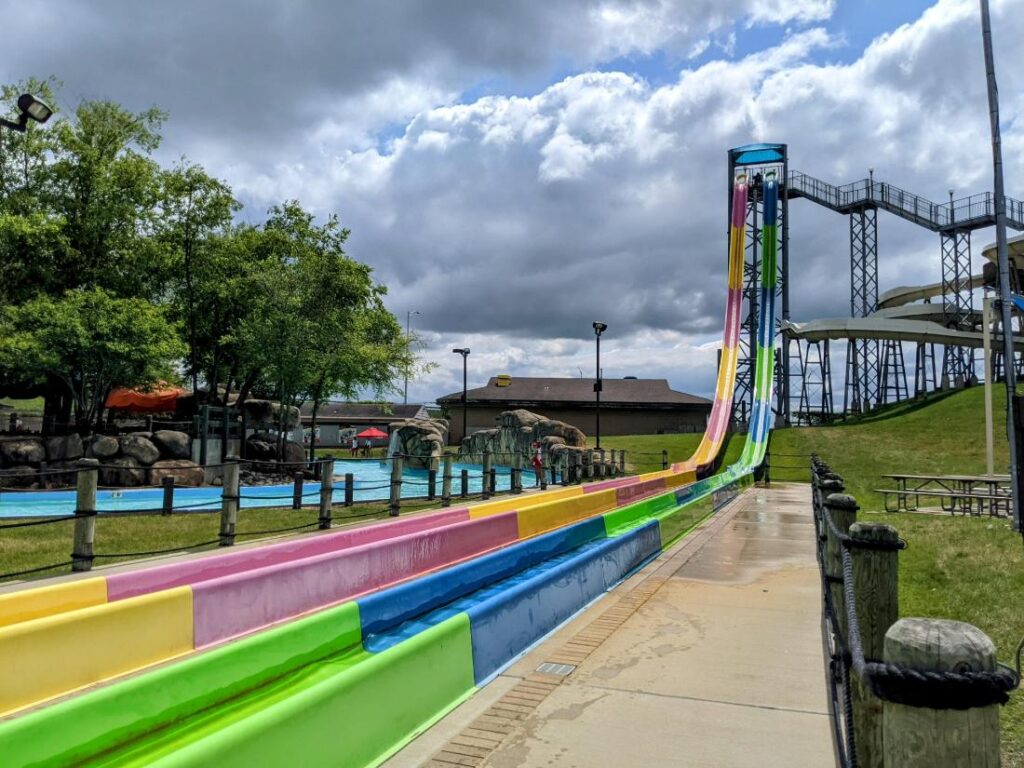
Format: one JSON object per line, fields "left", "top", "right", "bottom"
{"left": 674, "top": 174, "right": 747, "bottom": 473}
{"left": 0, "top": 169, "right": 782, "bottom": 768}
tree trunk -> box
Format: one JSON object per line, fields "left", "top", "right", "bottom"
{"left": 308, "top": 397, "right": 320, "bottom": 463}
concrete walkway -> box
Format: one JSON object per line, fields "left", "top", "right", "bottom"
{"left": 386, "top": 483, "right": 832, "bottom": 768}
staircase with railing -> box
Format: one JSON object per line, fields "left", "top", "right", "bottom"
{"left": 788, "top": 171, "right": 1024, "bottom": 232}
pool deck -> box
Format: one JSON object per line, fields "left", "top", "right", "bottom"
{"left": 384, "top": 483, "right": 832, "bottom": 768}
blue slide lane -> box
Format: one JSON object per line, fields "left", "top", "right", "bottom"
{"left": 358, "top": 517, "right": 607, "bottom": 639}
{"left": 360, "top": 520, "right": 661, "bottom": 685}
{"left": 466, "top": 521, "right": 661, "bottom": 683}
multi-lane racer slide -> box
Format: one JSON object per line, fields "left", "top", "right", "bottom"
{"left": 0, "top": 166, "right": 782, "bottom": 768}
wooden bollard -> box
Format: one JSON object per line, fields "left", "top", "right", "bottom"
{"left": 816, "top": 477, "right": 844, "bottom": 514}
{"left": 344, "top": 472, "right": 354, "bottom": 506}
{"left": 161, "top": 476, "right": 175, "bottom": 516}
{"left": 512, "top": 453, "right": 522, "bottom": 494}
{"left": 318, "top": 458, "right": 334, "bottom": 529}
{"left": 219, "top": 457, "right": 240, "bottom": 547}
{"left": 389, "top": 455, "right": 403, "bottom": 517}
{"left": 292, "top": 471, "right": 304, "bottom": 510}
{"left": 72, "top": 458, "right": 99, "bottom": 572}
{"left": 441, "top": 454, "right": 453, "bottom": 507}
{"left": 482, "top": 451, "right": 492, "bottom": 500}
{"left": 823, "top": 493, "right": 858, "bottom": 639}
{"left": 460, "top": 468, "right": 469, "bottom": 498}
{"left": 850, "top": 522, "right": 900, "bottom": 768}
{"left": 583, "top": 450, "right": 592, "bottom": 480}
{"left": 609, "top": 449, "right": 617, "bottom": 476}
{"left": 573, "top": 451, "right": 582, "bottom": 484}
{"left": 883, "top": 618, "right": 1000, "bottom": 767}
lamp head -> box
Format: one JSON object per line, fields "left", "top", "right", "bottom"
{"left": 17, "top": 93, "right": 52, "bottom": 124}
{"left": 592, "top": 322, "right": 607, "bottom": 336}
{"left": 452, "top": 347, "right": 470, "bottom": 356}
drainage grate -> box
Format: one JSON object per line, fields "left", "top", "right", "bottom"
{"left": 535, "top": 662, "right": 576, "bottom": 677}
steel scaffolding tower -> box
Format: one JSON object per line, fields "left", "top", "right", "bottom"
{"left": 846, "top": 206, "right": 880, "bottom": 411}
{"left": 940, "top": 228, "right": 976, "bottom": 385}
{"left": 728, "top": 144, "right": 789, "bottom": 428}
{"left": 878, "top": 339, "right": 909, "bottom": 404}
{"left": 795, "top": 339, "right": 833, "bottom": 424}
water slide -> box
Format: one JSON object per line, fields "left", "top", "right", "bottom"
{"left": 0, "top": 171, "right": 782, "bottom": 768}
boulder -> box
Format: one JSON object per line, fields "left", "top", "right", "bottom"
{"left": 45, "top": 434, "right": 84, "bottom": 462}
{"left": 282, "top": 440, "right": 306, "bottom": 466}
{"left": 148, "top": 459, "right": 205, "bottom": 487}
{"left": 389, "top": 418, "right": 450, "bottom": 469}
{"left": 0, "top": 438, "right": 46, "bottom": 466}
{"left": 119, "top": 434, "right": 160, "bottom": 465}
{"left": 458, "top": 409, "right": 587, "bottom": 467}
{"left": 99, "top": 457, "right": 146, "bottom": 487}
{"left": 151, "top": 430, "right": 192, "bottom": 460}
{"left": 239, "top": 399, "right": 300, "bottom": 429}
{"left": 88, "top": 435, "right": 120, "bottom": 459}
{"left": 0, "top": 465, "right": 38, "bottom": 488}
{"left": 245, "top": 436, "right": 278, "bottom": 462}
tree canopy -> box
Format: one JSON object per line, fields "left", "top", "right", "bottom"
{"left": 0, "top": 80, "right": 421, "bottom": 434}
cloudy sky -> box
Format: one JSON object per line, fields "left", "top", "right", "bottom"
{"left": 2, "top": 0, "right": 1021, "bottom": 403}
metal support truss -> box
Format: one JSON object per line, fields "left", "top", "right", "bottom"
{"left": 733, "top": 183, "right": 761, "bottom": 428}
{"left": 940, "top": 229, "right": 976, "bottom": 386}
{"left": 846, "top": 206, "right": 879, "bottom": 411}
{"left": 914, "top": 342, "right": 938, "bottom": 397}
{"left": 795, "top": 338, "right": 833, "bottom": 425}
{"left": 878, "top": 340, "right": 909, "bottom": 405}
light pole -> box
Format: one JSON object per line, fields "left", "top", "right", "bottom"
{"left": 0, "top": 93, "right": 53, "bottom": 133}
{"left": 452, "top": 348, "right": 470, "bottom": 444}
{"left": 592, "top": 322, "right": 607, "bottom": 449}
{"left": 403, "top": 310, "right": 420, "bottom": 405}
{"left": 980, "top": 0, "right": 1020, "bottom": 531}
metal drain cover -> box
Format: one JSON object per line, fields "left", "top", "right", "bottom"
{"left": 536, "top": 662, "right": 576, "bottom": 677}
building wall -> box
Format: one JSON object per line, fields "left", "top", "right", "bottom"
{"left": 448, "top": 405, "right": 708, "bottom": 443}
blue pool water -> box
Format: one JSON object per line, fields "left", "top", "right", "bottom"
{"left": 0, "top": 460, "right": 520, "bottom": 518}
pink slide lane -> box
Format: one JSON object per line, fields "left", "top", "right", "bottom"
{"left": 191, "top": 511, "right": 520, "bottom": 647}
{"left": 614, "top": 477, "right": 668, "bottom": 505}
{"left": 106, "top": 507, "right": 470, "bottom": 601}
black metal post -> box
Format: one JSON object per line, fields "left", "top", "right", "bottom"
{"left": 593, "top": 322, "right": 607, "bottom": 449}
{"left": 292, "top": 471, "right": 303, "bottom": 510}
{"left": 161, "top": 476, "right": 175, "bottom": 515}
{"left": 344, "top": 472, "right": 354, "bottom": 507}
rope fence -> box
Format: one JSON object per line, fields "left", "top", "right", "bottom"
{"left": 2, "top": 446, "right": 628, "bottom": 580}
{"left": 810, "top": 455, "right": 1020, "bottom": 767}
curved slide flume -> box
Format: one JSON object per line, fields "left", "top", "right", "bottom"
{"left": 673, "top": 173, "right": 748, "bottom": 473}
{"left": 0, "top": 166, "right": 783, "bottom": 768}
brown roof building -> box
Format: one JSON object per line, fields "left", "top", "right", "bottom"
{"left": 298, "top": 403, "right": 429, "bottom": 447}
{"left": 437, "top": 377, "right": 710, "bottom": 443}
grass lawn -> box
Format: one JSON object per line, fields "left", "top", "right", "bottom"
{"left": 0, "top": 500, "right": 434, "bottom": 584}
{"left": 589, "top": 432, "right": 746, "bottom": 474}
{"left": 0, "top": 397, "right": 45, "bottom": 415}
{"left": 870, "top": 510, "right": 1024, "bottom": 765}
{"left": 770, "top": 386, "right": 1010, "bottom": 511}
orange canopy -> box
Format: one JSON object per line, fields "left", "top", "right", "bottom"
{"left": 105, "top": 385, "right": 188, "bottom": 413}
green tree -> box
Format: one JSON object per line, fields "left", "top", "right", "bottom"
{"left": 157, "top": 162, "right": 239, "bottom": 393}
{"left": 0, "top": 288, "right": 185, "bottom": 433}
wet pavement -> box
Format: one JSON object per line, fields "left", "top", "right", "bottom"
{"left": 386, "top": 483, "right": 832, "bottom": 768}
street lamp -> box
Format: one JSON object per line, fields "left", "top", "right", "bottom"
{"left": 403, "top": 310, "right": 420, "bottom": 405}
{"left": 0, "top": 93, "right": 53, "bottom": 133}
{"left": 592, "top": 322, "right": 607, "bottom": 449}
{"left": 452, "top": 348, "right": 470, "bottom": 444}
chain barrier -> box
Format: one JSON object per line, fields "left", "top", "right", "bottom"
{"left": 810, "top": 455, "right": 1020, "bottom": 768}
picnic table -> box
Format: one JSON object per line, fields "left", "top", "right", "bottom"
{"left": 877, "top": 472, "right": 1011, "bottom": 517}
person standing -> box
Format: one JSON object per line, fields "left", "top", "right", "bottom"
{"left": 531, "top": 441, "right": 544, "bottom": 487}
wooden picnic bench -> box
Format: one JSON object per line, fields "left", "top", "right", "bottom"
{"left": 875, "top": 473, "right": 1011, "bottom": 517}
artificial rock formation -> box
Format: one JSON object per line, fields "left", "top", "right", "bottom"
{"left": 388, "top": 418, "right": 449, "bottom": 470}
{"left": 458, "top": 409, "right": 588, "bottom": 469}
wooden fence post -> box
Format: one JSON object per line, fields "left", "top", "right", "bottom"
{"left": 441, "top": 454, "right": 453, "bottom": 507}
{"left": 344, "top": 472, "right": 354, "bottom": 506}
{"left": 883, "top": 618, "right": 1000, "bottom": 767}
{"left": 292, "top": 471, "right": 304, "bottom": 510}
{"left": 849, "top": 522, "right": 900, "bottom": 768}
{"left": 219, "top": 457, "right": 239, "bottom": 547}
{"left": 661, "top": 449, "right": 668, "bottom": 470}
{"left": 573, "top": 451, "right": 582, "bottom": 484}
{"left": 482, "top": 450, "right": 492, "bottom": 500}
{"left": 318, "top": 458, "right": 334, "bottom": 530}
{"left": 161, "top": 476, "right": 175, "bottom": 516}
{"left": 609, "top": 449, "right": 617, "bottom": 476}
{"left": 512, "top": 453, "right": 522, "bottom": 494}
{"left": 389, "top": 455, "right": 403, "bottom": 517}
{"left": 823, "top": 493, "right": 858, "bottom": 638}
{"left": 72, "top": 458, "right": 98, "bottom": 572}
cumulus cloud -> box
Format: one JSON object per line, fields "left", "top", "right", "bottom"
{"left": 1, "top": 0, "right": 1021, "bottom": 404}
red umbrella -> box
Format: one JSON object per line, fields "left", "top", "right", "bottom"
{"left": 355, "top": 427, "right": 389, "bottom": 439}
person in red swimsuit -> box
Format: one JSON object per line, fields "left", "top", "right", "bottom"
{"left": 531, "top": 441, "right": 544, "bottom": 486}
